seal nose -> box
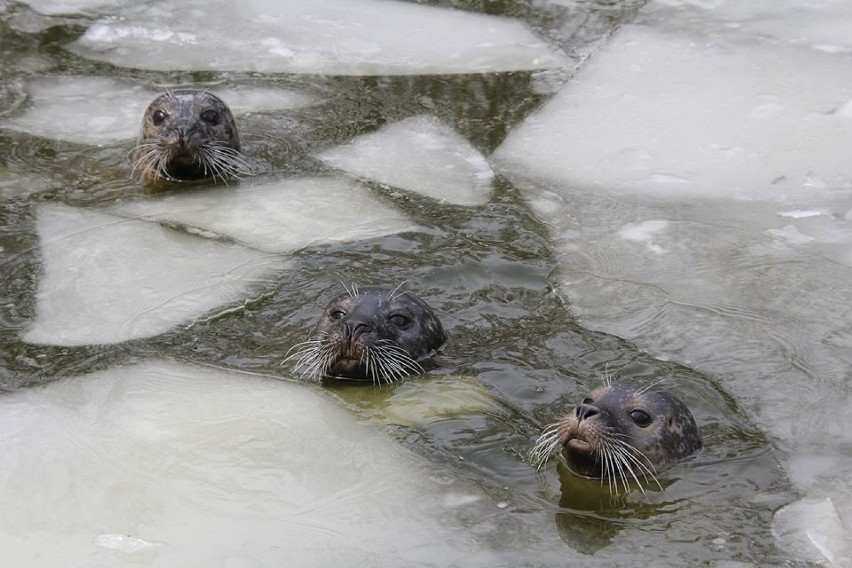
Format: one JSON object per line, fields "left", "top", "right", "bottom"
{"left": 344, "top": 320, "right": 372, "bottom": 340}
{"left": 575, "top": 403, "right": 599, "bottom": 423}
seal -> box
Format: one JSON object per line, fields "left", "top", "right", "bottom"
{"left": 130, "top": 89, "right": 253, "bottom": 183}
{"left": 287, "top": 285, "right": 448, "bottom": 385}
{"left": 530, "top": 381, "right": 702, "bottom": 493}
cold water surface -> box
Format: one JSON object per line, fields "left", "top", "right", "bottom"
{"left": 2, "top": 0, "right": 849, "bottom": 565}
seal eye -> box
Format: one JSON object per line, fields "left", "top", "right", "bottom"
{"left": 630, "top": 409, "right": 653, "bottom": 427}
{"left": 388, "top": 314, "right": 410, "bottom": 327}
{"left": 329, "top": 310, "right": 346, "bottom": 320}
{"left": 152, "top": 109, "right": 168, "bottom": 125}
{"left": 200, "top": 109, "right": 220, "bottom": 125}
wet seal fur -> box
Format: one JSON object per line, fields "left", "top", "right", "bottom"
{"left": 531, "top": 381, "right": 702, "bottom": 494}
{"left": 288, "top": 285, "right": 447, "bottom": 385}
{"left": 130, "top": 89, "right": 253, "bottom": 183}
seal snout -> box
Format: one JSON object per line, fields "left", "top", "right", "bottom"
{"left": 343, "top": 319, "right": 373, "bottom": 341}
{"left": 575, "top": 403, "right": 599, "bottom": 422}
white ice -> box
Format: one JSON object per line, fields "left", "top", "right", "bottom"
{"left": 493, "top": 0, "right": 852, "bottom": 562}
{"left": 0, "top": 76, "right": 314, "bottom": 145}
{"left": 317, "top": 115, "right": 494, "bottom": 206}
{"left": 773, "top": 498, "right": 852, "bottom": 567}
{"left": 16, "top": 0, "right": 129, "bottom": 16}
{"left": 0, "top": 360, "right": 503, "bottom": 567}
{"left": 68, "top": 0, "right": 569, "bottom": 75}
{"left": 494, "top": 25, "right": 852, "bottom": 200}
{"left": 108, "top": 176, "right": 419, "bottom": 253}
{"left": 22, "top": 204, "right": 289, "bottom": 347}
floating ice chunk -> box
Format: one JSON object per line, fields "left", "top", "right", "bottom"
{"left": 493, "top": 26, "right": 852, "bottom": 200}
{"left": 22, "top": 204, "right": 288, "bottom": 347}
{"left": 317, "top": 116, "right": 494, "bottom": 206}
{"left": 94, "top": 534, "right": 163, "bottom": 553}
{"left": 68, "top": 0, "right": 569, "bottom": 75}
{"left": 778, "top": 210, "right": 829, "bottom": 219}
{"left": 773, "top": 497, "right": 852, "bottom": 566}
{"left": 619, "top": 220, "right": 669, "bottom": 254}
{"left": 0, "top": 360, "right": 500, "bottom": 567}
{"left": 16, "top": 0, "right": 129, "bottom": 16}
{"left": 768, "top": 224, "right": 815, "bottom": 245}
{"left": 108, "top": 177, "right": 418, "bottom": 253}
{"left": 213, "top": 86, "right": 315, "bottom": 115}
{"left": 1, "top": 77, "right": 150, "bottom": 145}
{"left": 642, "top": 0, "right": 852, "bottom": 53}
{"left": 0, "top": 76, "right": 314, "bottom": 145}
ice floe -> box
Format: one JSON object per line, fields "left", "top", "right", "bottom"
{"left": 0, "top": 76, "right": 313, "bottom": 145}
{"left": 317, "top": 115, "right": 494, "bottom": 206}
{"left": 494, "top": 1, "right": 852, "bottom": 562}
{"left": 494, "top": 26, "right": 852, "bottom": 200}
{"left": 108, "top": 176, "right": 419, "bottom": 253}
{"left": 22, "top": 204, "right": 288, "bottom": 346}
{"left": 68, "top": 0, "right": 569, "bottom": 75}
{"left": 773, "top": 497, "right": 852, "bottom": 567}
{"left": 0, "top": 360, "right": 500, "bottom": 567}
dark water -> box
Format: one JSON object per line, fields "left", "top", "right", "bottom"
{"left": 0, "top": 0, "right": 796, "bottom": 564}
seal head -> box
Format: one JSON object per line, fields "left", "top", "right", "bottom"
{"left": 289, "top": 286, "right": 447, "bottom": 384}
{"left": 130, "top": 89, "right": 252, "bottom": 183}
{"left": 531, "top": 382, "right": 702, "bottom": 492}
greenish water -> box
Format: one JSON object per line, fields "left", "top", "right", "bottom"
{"left": 0, "top": 0, "right": 795, "bottom": 564}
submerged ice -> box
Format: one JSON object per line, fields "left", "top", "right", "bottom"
{"left": 22, "top": 204, "right": 289, "bottom": 346}
{"left": 317, "top": 115, "right": 494, "bottom": 206}
{"left": 0, "top": 361, "right": 499, "bottom": 567}
{"left": 68, "top": 0, "right": 568, "bottom": 75}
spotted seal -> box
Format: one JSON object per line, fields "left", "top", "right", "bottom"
{"left": 130, "top": 89, "right": 253, "bottom": 183}
{"left": 288, "top": 285, "right": 447, "bottom": 385}
{"left": 531, "top": 381, "right": 702, "bottom": 493}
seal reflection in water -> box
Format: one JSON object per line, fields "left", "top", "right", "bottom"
{"left": 531, "top": 382, "right": 702, "bottom": 494}
{"left": 130, "top": 89, "right": 253, "bottom": 183}
{"left": 288, "top": 286, "right": 448, "bottom": 385}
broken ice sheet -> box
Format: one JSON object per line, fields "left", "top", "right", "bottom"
{"left": 108, "top": 176, "right": 419, "bottom": 253}
{"left": 0, "top": 76, "right": 315, "bottom": 145}
{"left": 493, "top": 26, "right": 852, "bottom": 200}
{"left": 317, "top": 115, "right": 494, "bottom": 206}
{"left": 68, "top": 0, "right": 569, "bottom": 75}
{"left": 22, "top": 204, "right": 289, "bottom": 346}
{"left": 0, "top": 360, "right": 500, "bottom": 567}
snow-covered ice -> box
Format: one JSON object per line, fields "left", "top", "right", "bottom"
{"left": 317, "top": 115, "right": 494, "bottom": 206}
{"left": 22, "top": 204, "right": 289, "bottom": 346}
{"left": 108, "top": 177, "right": 419, "bottom": 253}
{"left": 0, "top": 360, "right": 499, "bottom": 567}
{"left": 68, "top": 0, "right": 569, "bottom": 75}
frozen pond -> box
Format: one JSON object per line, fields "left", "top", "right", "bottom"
{"left": 1, "top": 0, "right": 851, "bottom": 565}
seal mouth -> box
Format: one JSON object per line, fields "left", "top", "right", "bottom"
{"left": 565, "top": 438, "right": 592, "bottom": 452}
{"left": 563, "top": 436, "right": 603, "bottom": 478}
{"left": 328, "top": 357, "right": 368, "bottom": 380}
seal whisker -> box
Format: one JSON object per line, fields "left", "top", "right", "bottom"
{"left": 291, "top": 286, "right": 445, "bottom": 384}
{"left": 529, "top": 422, "right": 562, "bottom": 469}
{"left": 604, "top": 437, "right": 663, "bottom": 491}
{"left": 386, "top": 281, "right": 408, "bottom": 302}
{"left": 538, "top": 381, "right": 701, "bottom": 495}
{"left": 602, "top": 440, "right": 646, "bottom": 495}
{"left": 132, "top": 89, "right": 248, "bottom": 184}
{"left": 637, "top": 378, "right": 669, "bottom": 396}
